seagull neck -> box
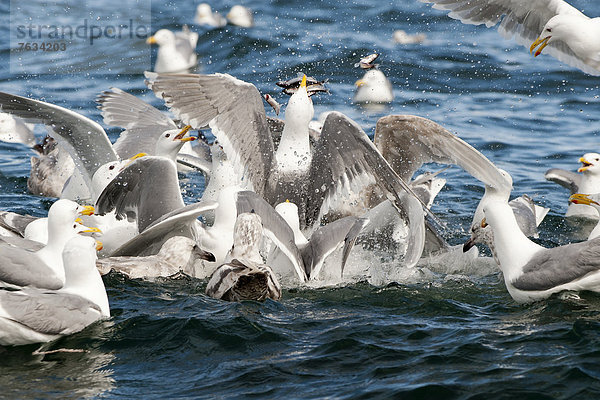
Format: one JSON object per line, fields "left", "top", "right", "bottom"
{"left": 581, "top": 172, "right": 600, "bottom": 192}
{"left": 275, "top": 122, "right": 311, "bottom": 172}
{"left": 62, "top": 260, "right": 110, "bottom": 317}
{"left": 490, "top": 212, "right": 542, "bottom": 282}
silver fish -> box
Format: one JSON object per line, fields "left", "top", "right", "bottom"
{"left": 354, "top": 53, "right": 379, "bottom": 69}
{"left": 264, "top": 94, "right": 281, "bottom": 115}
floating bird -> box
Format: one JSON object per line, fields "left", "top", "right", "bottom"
{"left": 354, "top": 69, "right": 394, "bottom": 103}
{"left": 146, "top": 26, "right": 198, "bottom": 73}
{"left": 483, "top": 200, "right": 600, "bottom": 303}
{"left": 206, "top": 213, "right": 281, "bottom": 301}
{"left": 0, "top": 236, "right": 109, "bottom": 346}
{"left": 0, "top": 199, "right": 96, "bottom": 290}
{"left": 145, "top": 72, "right": 429, "bottom": 267}
{"left": 420, "top": 0, "right": 600, "bottom": 76}
{"left": 195, "top": 3, "right": 227, "bottom": 28}
{"left": 226, "top": 5, "right": 254, "bottom": 28}
{"left": 392, "top": 30, "right": 427, "bottom": 44}
{"left": 546, "top": 153, "right": 600, "bottom": 219}
{"left": 28, "top": 135, "right": 75, "bottom": 198}
{"left": 568, "top": 193, "right": 600, "bottom": 239}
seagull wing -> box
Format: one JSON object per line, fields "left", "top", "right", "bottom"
{"left": 513, "top": 238, "right": 600, "bottom": 291}
{"left": 374, "top": 115, "right": 510, "bottom": 190}
{"left": 307, "top": 111, "right": 427, "bottom": 267}
{"left": 545, "top": 168, "right": 581, "bottom": 194}
{"left": 0, "top": 290, "right": 101, "bottom": 335}
{"left": 95, "top": 157, "right": 184, "bottom": 232}
{"left": 111, "top": 201, "right": 218, "bottom": 257}
{"left": 96, "top": 87, "right": 178, "bottom": 159}
{"left": 145, "top": 72, "right": 274, "bottom": 194}
{"left": 235, "top": 191, "right": 307, "bottom": 282}
{"left": 0, "top": 91, "right": 117, "bottom": 189}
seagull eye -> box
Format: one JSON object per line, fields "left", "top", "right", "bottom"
{"left": 73, "top": 224, "right": 77, "bottom": 228}
{"left": 546, "top": 28, "right": 552, "bottom": 32}
{"left": 109, "top": 165, "right": 115, "bottom": 170}
{"left": 165, "top": 133, "right": 170, "bottom": 138}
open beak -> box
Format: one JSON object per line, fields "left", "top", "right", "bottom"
{"left": 79, "top": 205, "right": 95, "bottom": 216}
{"left": 174, "top": 125, "right": 196, "bottom": 142}
{"left": 146, "top": 36, "right": 157, "bottom": 45}
{"left": 95, "top": 240, "right": 103, "bottom": 251}
{"left": 569, "top": 193, "right": 600, "bottom": 206}
{"left": 578, "top": 157, "right": 593, "bottom": 173}
{"left": 530, "top": 36, "right": 551, "bottom": 57}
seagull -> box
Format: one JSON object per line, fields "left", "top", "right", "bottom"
{"left": 419, "top": 0, "right": 600, "bottom": 76}
{"left": 146, "top": 26, "right": 198, "bottom": 73}
{"left": 354, "top": 69, "right": 394, "bottom": 104}
{"left": 206, "top": 213, "right": 281, "bottom": 301}
{"left": 0, "top": 236, "right": 109, "bottom": 346}
{"left": 545, "top": 153, "right": 600, "bottom": 219}
{"left": 195, "top": 3, "right": 227, "bottom": 28}
{"left": 96, "top": 236, "right": 215, "bottom": 279}
{"left": 568, "top": 193, "right": 600, "bottom": 239}
{"left": 28, "top": 135, "right": 75, "bottom": 198}
{"left": 0, "top": 199, "right": 96, "bottom": 290}
{"left": 483, "top": 200, "right": 600, "bottom": 303}
{"left": 392, "top": 30, "right": 427, "bottom": 44}
{"left": 145, "top": 72, "right": 430, "bottom": 267}
{"left": 268, "top": 201, "right": 368, "bottom": 284}
{"left": 226, "top": 5, "right": 254, "bottom": 28}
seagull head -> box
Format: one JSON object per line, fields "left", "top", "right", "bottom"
{"left": 155, "top": 125, "right": 196, "bottom": 161}
{"left": 577, "top": 153, "right": 600, "bottom": 174}
{"left": 531, "top": 14, "right": 574, "bottom": 57}
{"left": 284, "top": 75, "right": 314, "bottom": 127}
{"left": 146, "top": 29, "right": 175, "bottom": 46}
{"left": 196, "top": 3, "right": 213, "bottom": 18}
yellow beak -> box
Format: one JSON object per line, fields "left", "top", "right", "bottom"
{"left": 130, "top": 152, "right": 148, "bottom": 161}
{"left": 75, "top": 217, "right": 84, "bottom": 225}
{"left": 530, "top": 36, "right": 550, "bottom": 57}
{"left": 355, "top": 79, "right": 365, "bottom": 87}
{"left": 174, "top": 125, "right": 192, "bottom": 140}
{"left": 300, "top": 75, "right": 307, "bottom": 88}
{"left": 569, "top": 193, "right": 600, "bottom": 206}
{"left": 146, "top": 36, "right": 157, "bottom": 45}
{"left": 95, "top": 240, "right": 103, "bottom": 251}
{"left": 79, "top": 205, "right": 95, "bottom": 216}
{"left": 578, "top": 157, "right": 592, "bottom": 173}
{"left": 81, "top": 227, "right": 102, "bottom": 234}
{"left": 480, "top": 218, "right": 488, "bottom": 228}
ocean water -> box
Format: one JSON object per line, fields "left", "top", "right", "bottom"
{"left": 1, "top": 0, "right": 600, "bottom": 398}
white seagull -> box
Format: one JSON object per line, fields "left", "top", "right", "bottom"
{"left": 420, "top": 0, "right": 600, "bottom": 75}
{"left": 195, "top": 3, "right": 227, "bottom": 28}
{"left": 0, "top": 236, "right": 109, "bottom": 346}
{"left": 146, "top": 26, "right": 199, "bottom": 73}
{"left": 546, "top": 153, "right": 600, "bottom": 219}
{"left": 483, "top": 200, "right": 600, "bottom": 303}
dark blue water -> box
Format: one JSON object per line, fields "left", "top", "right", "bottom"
{"left": 1, "top": 0, "right": 600, "bottom": 398}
